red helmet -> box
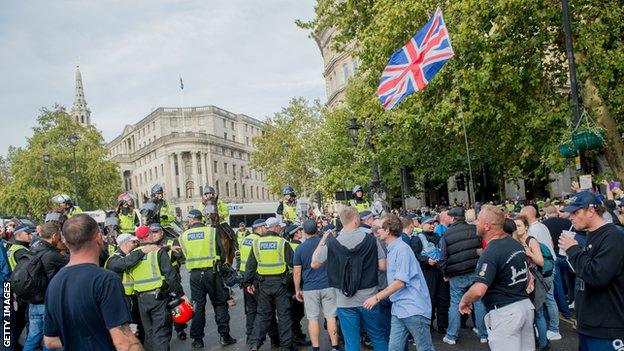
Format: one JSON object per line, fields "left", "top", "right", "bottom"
{"left": 170, "top": 299, "right": 194, "bottom": 324}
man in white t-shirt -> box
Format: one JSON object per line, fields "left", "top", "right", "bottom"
{"left": 520, "top": 206, "right": 562, "bottom": 341}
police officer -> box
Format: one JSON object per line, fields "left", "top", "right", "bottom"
{"left": 149, "top": 223, "right": 188, "bottom": 340}
{"left": 177, "top": 209, "right": 237, "bottom": 349}
{"left": 236, "top": 222, "right": 251, "bottom": 249}
{"left": 240, "top": 219, "right": 280, "bottom": 347}
{"left": 51, "top": 194, "right": 83, "bottom": 218}
{"left": 198, "top": 185, "right": 230, "bottom": 224}
{"left": 104, "top": 232, "right": 159, "bottom": 343}
{"left": 277, "top": 186, "right": 298, "bottom": 224}
{"left": 245, "top": 217, "right": 295, "bottom": 351}
{"left": 285, "top": 224, "right": 310, "bottom": 347}
{"left": 128, "top": 225, "right": 187, "bottom": 351}
{"left": 117, "top": 193, "right": 140, "bottom": 233}
{"left": 150, "top": 184, "right": 176, "bottom": 230}
{"left": 7, "top": 225, "right": 32, "bottom": 349}
{"left": 349, "top": 185, "right": 371, "bottom": 213}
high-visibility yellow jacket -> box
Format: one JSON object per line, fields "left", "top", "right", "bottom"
{"left": 239, "top": 233, "right": 259, "bottom": 272}
{"left": 178, "top": 226, "right": 219, "bottom": 270}
{"left": 252, "top": 236, "right": 287, "bottom": 275}
{"left": 128, "top": 248, "right": 164, "bottom": 293}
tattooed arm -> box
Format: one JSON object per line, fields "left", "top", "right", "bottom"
{"left": 109, "top": 323, "right": 144, "bottom": 351}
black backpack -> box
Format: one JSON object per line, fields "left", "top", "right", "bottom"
{"left": 11, "top": 250, "right": 48, "bottom": 303}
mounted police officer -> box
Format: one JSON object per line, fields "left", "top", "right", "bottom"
{"left": 244, "top": 217, "right": 295, "bottom": 351}
{"left": 198, "top": 185, "right": 230, "bottom": 224}
{"left": 116, "top": 192, "right": 140, "bottom": 233}
{"left": 177, "top": 209, "right": 237, "bottom": 349}
{"left": 51, "top": 194, "right": 83, "bottom": 218}
{"left": 349, "top": 185, "right": 371, "bottom": 213}
{"left": 277, "top": 186, "right": 298, "bottom": 225}
{"left": 150, "top": 184, "right": 176, "bottom": 231}
{"left": 128, "top": 225, "right": 187, "bottom": 351}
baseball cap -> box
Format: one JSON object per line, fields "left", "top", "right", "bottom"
{"left": 44, "top": 212, "right": 63, "bottom": 223}
{"left": 149, "top": 223, "right": 162, "bottom": 232}
{"left": 13, "top": 225, "right": 34, "bottom": 236}
{"left": 252, "top": 219, "right": 267, "bottom": 228}
{"left": 116, "top": 233, "right": 138, "bottom": 245}
{"left": 264, "top": 217, "right": 283, "bottom": 228}
{"left": 448, "top": 207, "right": 465, "bottom": 218}
{"left": 187, "top": 209, "right": 203, "bottom": 219}
{"left": 359, "top": 211, "right": 374, "bottom": 221}
{"left": 135, "top": 225, "right": 150, "bottom": 240}
{"left": 561, "top": 190, "right": 602, "bottom": 213}
{"left": 302, "top": 219, "right": 317, "bottom": 235}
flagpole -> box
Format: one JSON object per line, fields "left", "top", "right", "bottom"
{"left": 458, "top": 88, "right": 475, "bottom": 206}
{"left": 179, "top": 76, "right": 186, "bottom": 133}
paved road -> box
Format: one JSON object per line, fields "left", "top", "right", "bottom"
{"left": 170, "top": 269, "right": 579, "bottom": 350}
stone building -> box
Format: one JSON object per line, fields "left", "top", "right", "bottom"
{"left": 70, "top": 65, "right": 91, "bottom": 126}
{"left": 107, "top": 105, "right": 275, "bottom": 216}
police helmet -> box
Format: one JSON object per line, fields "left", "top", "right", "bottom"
{"left": 151, "top": 184, "right": 164, "bottom": 195}
{"left": 352, "top": 185, "right": 363, "bottom": 194}
{"left": 52, "top": 194, "right": 72, "bottom": 205}
{"left": 282, "top": 186, "right": 295, "bottom": 196}
{"left": 203, "top": 185, "right": 216, "bottom": 195}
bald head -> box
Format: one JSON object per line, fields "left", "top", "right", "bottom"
{"left": 520, "top": 206, "right": 538, "bottom": 221}
{"left": 476, "top": 204, "right": 505, "bottom": 239}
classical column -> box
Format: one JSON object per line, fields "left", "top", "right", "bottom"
{"left": 200, "top": 151, "right": 209, "bottom": 187}
{"left": 191, "top": 151, "right": 200, "bottom": 198}
{"left": 177, "top": 152, "right": 185, "bottom": 199}
{"left": 206, "top": 149, "right": 215, "bottom": 187}
{"left": 168, "top": 153, "right": 178, "bottom": 199}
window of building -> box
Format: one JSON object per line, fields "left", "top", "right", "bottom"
{"left": 250, "top": 186, "right": 254, "bottom": 199}
{"left": 245, "top": 124, "right": 248, "bottom": 132}
{"left": 231, "top": 121, "right": 234, "bottom": 130}
{"left": 215, "top": 180, "right": 220, "bottom": 194}
{"left": 353, "top": 58, "right": 360, "bottom": 72}
{"left": 343, "top": 63, "right": 350, "bottom": 83}
{"left": 225, "top": 182, "right": 230, "bottom": 197}
{"left": 224, "top": 132, "right": 228, "bottom": 140}
{"left": 246, "top": 137, "right": 249, "bottom": 146}
{"left": 223, "top": 118, "right": 226, "bottom": 127}
{"left": 234, "top": 183, "right": 238, "bottom": 197}
{"left": 232, "top": 164, "right": 236, "bottom": 177}
{"left": 213, "top": 161, "right": 218, "bottom": 173}
{"left": 256, "top": 187, "right": 259, "bottom": 199}
{"left": 242, "top": 184, "right": 246, "bottom": 199}
{"left": 221, "top": 147, "right": 225, "bottom": 155}
{"left": 232, "top": 135, "right": 236, "bottom": 142}
{"left": 160, "top": 164, "right": 164, "bottom": 176}
{"left": 261, "top": 187, "right": 265, "bottom": 200}
{"left": 224, "top": 163, "right": 228, "bottom": 174}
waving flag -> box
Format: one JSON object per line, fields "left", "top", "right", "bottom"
{"left": 376, "top": 7, "right": 454, "bottom": 110}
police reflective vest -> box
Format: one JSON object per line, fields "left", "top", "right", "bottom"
{"left": 107, "top": 244, "right": 116, "bottom": 256}
{"left": 104, "top": 253, "right": 135, "bottom": 296}
{"left": 289, "top": 241, "right": 300, "bottom": 252}
{"left": 159, "top": 202, "right": 176, "bottom": 228}
{"left": 239, "top": 233, "right": 260, "bottom": 272}
{"left": 236, "top": 229, "right": 249, "bottom": 248}
{"left": 119, "top": 211, "right": 137, "bottom": 233}
{"left": 282, "top": 202, "right": 297, "bottom": 222}
{"left": 350, "top": 199, "right": 371, "bottom": 213}
{"left": 197, "top": 200, "right": 229, "bottom": 224}
{"left": 252, "top": 236, "right": 287, "bottom": 275}
{"left": 128, "top": 248, "right": 164, "bottom": 293}
{"left": 67, "top": 206, "right": 83, "bottom": 218}
{"left": 7, "top": 244, "right": 27, "bottom": 271}
{"left": 163, "top": 238, "right": 180, "bottom": 268}
{"left": 178, "top": 226, "right": 219, "bottom": 269}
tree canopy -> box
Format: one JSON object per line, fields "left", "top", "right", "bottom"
{"left": 0, "top": 106, "right": 122, "bottom": 218}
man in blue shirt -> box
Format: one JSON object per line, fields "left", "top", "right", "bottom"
{"left": 294, "top": 220, "right": 339, "bottom": 351}
{"left": 363, "top": 214, "right": 434, "bottom": 351}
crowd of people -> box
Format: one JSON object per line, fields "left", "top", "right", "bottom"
{"left": 0, "top": 181, "right": 622, "bottom": 351}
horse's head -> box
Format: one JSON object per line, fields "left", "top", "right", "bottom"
{"left": 103, "top": 215, "right": 121, "bottom": 245}
{"left": 201, "top": 196, "right": 220, "bottom": 226}
{"left": 140, "top": 200, "right": 159, "bottom": 225}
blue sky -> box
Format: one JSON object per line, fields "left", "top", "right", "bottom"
{"left": 0, "top": 0, "right": 325, "bottom": 154}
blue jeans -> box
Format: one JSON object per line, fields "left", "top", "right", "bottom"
{"left": 24, "top": 303, "right": 51, "bottom": 351}
{"left": 337, "top": 305, "right": 389, "bottom": 351}
{"left": 544, "top": 275, "right": 559, "bottom": 333}
{"left": 535, "top": 306, "right": 548, "bottom": 347}
{"left": 446, "top": 274, "right": 487, "bottom": 341}
{"left": 553, "top": 262, "right": 572, "bottom": 317}
{"left": 579, "top": 333, "right": 623, "bottom": 351}
{"left": 378, "top": 298, "right": 392, "bottom": 342}
{"left": 557, "top": 257, "right": 575, "bottom": 299}
{"left": 389, "top": 315, "right": 435, "bottom": 351}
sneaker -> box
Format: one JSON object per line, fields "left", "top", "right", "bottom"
{"left": 248, "top": 345, "right": 259, "bottom": 351}
{"left": 192, "top": 339, "right": 204, "bottom": 349}
{"left": 568, "top": 301, "right": 575, "bottom": 310}
{"left": 472, "top": 327, "right": 478, "bottom": 335}
{"left": 442, "top": 336, "right": 456, "bottom": 345}
{"left": 546, "top": 331, "right": 562, "bottom": 341}
{"left": 177, "top": 330, "right": 187, "bottom": 340}
{"left": 220, "top": 334, "right": 237, "bottom": 346}
{"left": 480, "top": 338, "right": 488, "bottom": 343}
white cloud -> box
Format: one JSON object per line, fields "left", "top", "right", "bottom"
{"left": 0, "top": 0, "right": 325, "bottom": 153}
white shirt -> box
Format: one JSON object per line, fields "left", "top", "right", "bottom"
{"left": 528, "top": 220, "right": 556, "bottom": 258}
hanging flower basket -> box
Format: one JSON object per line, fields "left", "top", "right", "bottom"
{"left": 571, "top": 130, "right": 604, "bottom": 151}
{"left": 558, "top": 143, "right": 577, "bottom": 158}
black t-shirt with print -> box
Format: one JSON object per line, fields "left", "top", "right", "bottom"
{"left": 474, "top": 235, "right": 529, "bottom": 311}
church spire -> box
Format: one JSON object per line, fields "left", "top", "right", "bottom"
{"left": 70, "top": 65, "right": 91, "bottom": 125}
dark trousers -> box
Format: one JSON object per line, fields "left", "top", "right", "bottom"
{"left": 423, "top": 268, "right": 449, "bottom": 330}
{"left": 250, "top": 277, "right": 292, "bottom": 348}
{"left": 137, "top": 292, "right": 172, "bottom": 351}
{"left": 189, "top": 268, "right": 231, "bottom": 340}
{"left": 291, "top": 297, "right": 305, "bottom": 337}
{"left": 129, "top": 295, "right": 145, "bottom": 343}
{"left": 12, "top": 298, "right": 28, "bottom": 350}
{"left": 243, "top": 287, "right": 279, "bottom": 343}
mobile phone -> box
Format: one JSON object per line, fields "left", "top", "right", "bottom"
{"left": 609, "top": 181, "right": 621, "bottom": 190}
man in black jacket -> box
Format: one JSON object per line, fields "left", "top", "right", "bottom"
{"left": 23, "top": 222, "right": 69, "bottom": 350}
{"left": 439, "top": 207, "right": 487, "bottom": 345}
{"left": 411, "top": 217, "right": 449, "bottom": 334}
{"left": 559, "top": 191, "right": 624, "bottom": 350}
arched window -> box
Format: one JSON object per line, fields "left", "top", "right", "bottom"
{"left": 225, "top": 182, "right": 230, "bottom": 197}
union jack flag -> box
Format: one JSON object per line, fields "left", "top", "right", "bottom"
{"left": 376, "top": 7, "right": 455, "bottom": 110}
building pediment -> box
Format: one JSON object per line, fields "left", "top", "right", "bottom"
{"left": 121, "top": 124, "right": 135, "bottom": 137}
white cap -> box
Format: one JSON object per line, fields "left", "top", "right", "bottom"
{"left": 264, "top": 217, "right": 283, "bottom": 228}
{"left": 116, "top": 233, "right": 138, "bottom": 246}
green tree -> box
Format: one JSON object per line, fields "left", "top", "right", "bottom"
{"left": 0, "top": 106, "right": 122, "bottom": 218}
{"left": 250, "top": 98, "right": 323, "bottom": 196}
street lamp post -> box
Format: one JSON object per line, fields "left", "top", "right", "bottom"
{"left": 348, "top": 116, "right": 386, "bottom": 207}
{"left": 69, "top": 133, "right": 79, "bottom": 205}
{"left": 43, "top": 152, "right": 51, "bottom": 203}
